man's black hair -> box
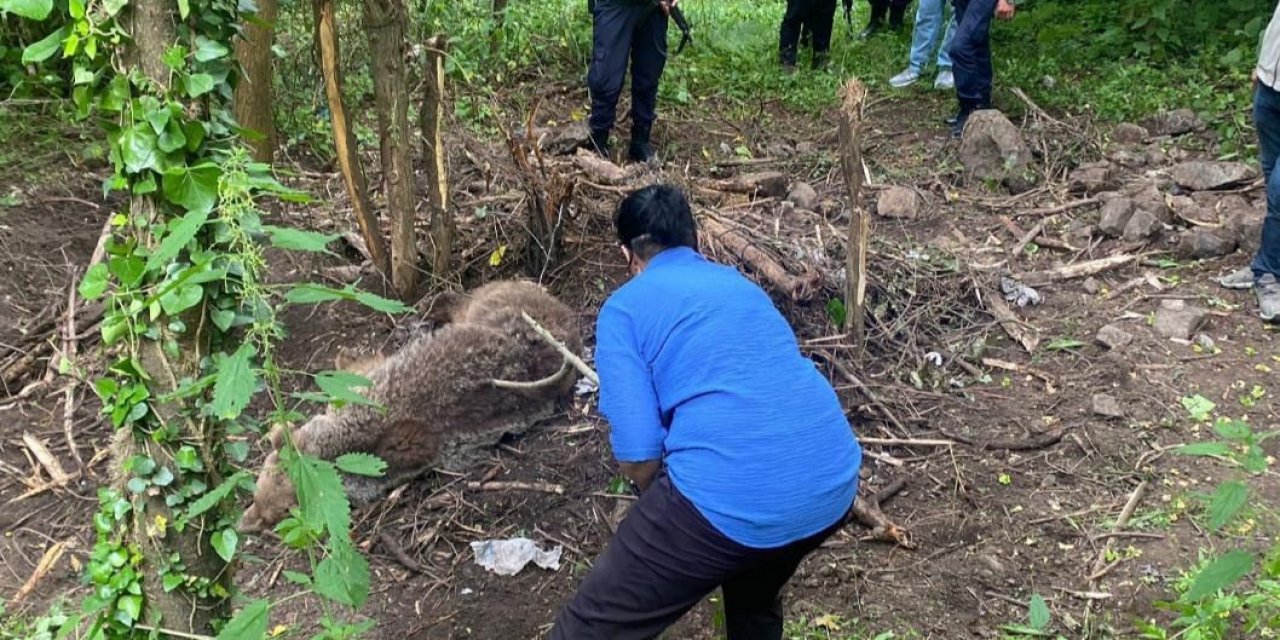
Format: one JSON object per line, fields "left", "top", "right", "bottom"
{"left": 615, "top": 184, "right": 698, "bottom": 261}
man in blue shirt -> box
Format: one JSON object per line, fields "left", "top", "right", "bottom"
{"left": 549, "top": 184, "right": 863, "bottom": 640}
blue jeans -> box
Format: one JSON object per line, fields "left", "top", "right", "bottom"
{"left": 907, "top": 0, "right": 956, "bottom": 73}
{"left": 949, "top": 0, "right": 994, "bottom": 104}
{"left": 1252, "top": 81, "right": 1280, "bottom": 280}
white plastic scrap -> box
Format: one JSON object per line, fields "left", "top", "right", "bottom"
{"left": 470, "top": 538, "right": 563, "bottom": 576}
{"left": 574, "top": 376, "right": 599, "bottom": 397}
{"left": 1000, "top": 275, "right": 1042, "bottom": 307}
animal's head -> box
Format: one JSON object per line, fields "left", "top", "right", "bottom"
{"left": 239, "top": 414, "right": 328, "bottom": 534}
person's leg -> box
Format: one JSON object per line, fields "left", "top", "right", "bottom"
{"left": 587, "top": 0, "right": 637, "bottom": 155}
{"left": 860, "top": 0, "right": 888, "bottom": 38}
{"left": 1251, "top": 82, "right": 1280, "bottom": 321}
{"left": 720, "top": 519, "right": 846, "bottom": 640}
{"left": 810, "top": 0, "right": 837, "bottom": 69}
{"left": 549, "top": 474, "right": 755, "bottom": 639}
{"left": 628, "top": 3, "right": 669, "bottom": 162}
{"left": 948, "top": 0, "right": 994, "bottom": 136}
{"left": 933, "top": 9, "right": 957, "bottom": 88}
{"left": 779, "top": 0, "right": 806, "bottom": 68}
{"left": 888, "top": 0, "right": 911, "bottom": 30}
{"left": 892, "top": 0, "right": 940, "bottom": 86}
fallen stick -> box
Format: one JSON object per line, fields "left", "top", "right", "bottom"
{"left": 9, "top": 539, "right": 68, "bottom": 605}
{"left": 985, "top": 295, "right": 1040, "bottom": 354}
{"left": 1019, "top": 254, "right": 1138, "bottom": 287}
{"left": 61, "top": 270, "right": 84, "bottom": 469}
{"left": 519, "top": 312, "right": 597, "bottom": 385}
{"left": 873, "top": 476, "right": 908, "bottom": 505}
{"left": 465, "top": 480, "right": 564, "bottom": 494}
{"left": 862, "top": 450, "right": 904, "bottom": 468}
{"left": 700, "top": 215, "right": 820, "bottom": 301}
{"left": 22, "top": 433, "right": 71, "bottom": 486}
{"left": 1089, "top": 480, "right": 1147, "bottom": 583}
{"left": 1011, "top": 221, "right": 1045, "bottom": 257}
{"left": 377, "top": 531, "right": 430, "bottom": 575}
{"left": 829, "top": 360, "right": 909, "bottom": 438}
{"left": 858, "top": 437, "right": 957, "bottom": 447}
{"left": 940, "top": 426, "right": 1067, "bottom": 452}
{"left": 981, "top": 357, "right": 1056, "bottom": 391}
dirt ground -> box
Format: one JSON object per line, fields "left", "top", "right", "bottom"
{"left": 1, "top": 86, "right": 1278, "bottom": 640}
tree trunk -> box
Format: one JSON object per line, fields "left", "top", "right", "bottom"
{"left": 314, "top": 0, "right": 392, "bottom": 283}
{"left": 364, "top": 0, "right": 418, "bottom": 300}
{"left": 233, "top": 0, "right": 278, "bottom": 163}
{"left": 421, "top": 35, "right": 452, "bottom": 275}
{"left": 836, "top": 78, "right": 868, "bottom": 355}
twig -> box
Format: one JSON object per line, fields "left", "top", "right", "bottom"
{"left": 133, "top": 625, "right": 215, "bottom": 640}
{"left": 1089, "top": 480, "right": 1147, "bottom": 584}
{"left": 829, "top": 360, "right": 909, "bottom": 438}
{"left": 862, "top": 450, "right": 905, "bottom": 468}
{"left": 985, "top": 296, "right": 1040, "bottom": 354}
{"left": 519, "top": 312, "right": 597, "bottom": 385}
{"left": 21, "top": 433, "right": 70, "bottom": 486}
{"left": 8, "top": 539, "right": 68, "bottom": 605}
{"left": 873, "top": 476, "right": 908, "bottom": 505}
{"left": 1019, "top": 254, "right": 1138, "bottom": 287}
{"left": 466, "top": 480, "right": 564, "bottom": 494}
{"left": 1013, "top": 197, "right": 1101, "bottom": 219}
{"left": 1011, "top": 221, "right": 1045, "bottom": 257}
{"left": 62, "top": 269, "right": 84, "bottom": 468}
{"left": 940, "top": 427, "right": 1067, "bottom": 452}
{"left": 858, "top": 437, "right": 957, "bottom": 447}
{"left": 377, "top": 531, "right": 432, "bottom": 576}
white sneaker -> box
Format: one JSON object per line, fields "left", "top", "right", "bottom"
{"left": 1216, "top": 265, "right": 1256, "bottom": 290}
{"left": 889, "top": 68, "right": 920, "bottom": 88}
{"left": 934, "top": 69, "right": 955, "bottom": 89}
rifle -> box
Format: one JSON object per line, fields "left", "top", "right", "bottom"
{"left": 661, "top": 0, "right": 693, "bottom": 55}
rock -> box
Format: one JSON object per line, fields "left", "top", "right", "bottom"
{"left": 876, "top": 186, "right": 920, "bottom": 219}
{"left": 795, "top": 141, "right": 816, "bottom": 155}
{"left": 786, "top": 181, "right": 818, "bottom": 210}
{"left": 1171, "top": 161, "right": 1257, "bottom": 191}
{"left": 1175, "top": 228, "right": 1237, "bottom": 260}
{"left": 1123, "top": 209, "right": 1164, "bottom": 241}
{"left": 1194, "top": 334, "right": 1216, "bottom": 352}
{"left": 1068, "top": 161, "right": 1117, "bottom": 195}
{"left": 739, "top": 171, "right": 790, "bottom": 198}
{"left": 1092, "top": 393, "right": 1125, "bottom": 419}
{"left": 1140, "top": 109, "right": 1205, "bottom": 137}
{"left": 1112, "top": 123, "right": 1150, "bottom": 144}
{"left": 958, "top": 110, "right": 1034, "bottom": 183}
{"left": 1223, "top": 204, "right": 1265, "bottom": 254}
{"left": 1098, "top": 197, "right": 1135, "bottom": 237}
{"left": 1153, "top": 299, "right": 1209, "bottom": 340}
{"left": 1083, "top": 277, "right": 1101, "bottom": 295}
{"left": 1096, "top": 323, "right": 1133, "bottom": 349}
{"left": 1109, "top": 149, "right": 1148, "bottom": 169}
{"left": 1167, "top": 195, "right": 1216, "bottom": 225}
{"left": 1144, "top": 143, "right": 1168, "bottom": 167}
{"left": 1127, "top": 182, "right": 1171, "bottom": 223}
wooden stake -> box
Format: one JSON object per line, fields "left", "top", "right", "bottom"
{"left": 836, "top": 78, "right": 869, "bottom": 353}
{"left": 422, "top": 35, "right": 453, "bottom": 275}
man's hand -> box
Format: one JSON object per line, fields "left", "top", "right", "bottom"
{"left": 1253, "top": 68, "right": 1260, "bottom": 88}
{"left": 659, "top": 0, "right": 677, "bottom": 16}
{"left": 995, "top": 0, "right": 1015, "bottom": 20}
{"left": 619, "top": 460, "right": 662, "bottom": 493}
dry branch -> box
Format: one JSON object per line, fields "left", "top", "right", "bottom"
{"left": 22, "top": 433, "right": 71, "bottom": 486}
{"left": 849, "top": 494, "right": 916, "bottom": 549}
{"left": 1013, "top": 197, "right": 1101, "bottom": 219}
{"left": 700, "top": 214, "right": 820, "bottom": 301}
{"left": 985, "top": 295, "right": 1040, "bottom": 353}
{"left": 466, "top": 480, "right": 564, "bottom": 494}
{"left": 837, "top": 78, "right": 870, "bottom": 350}
{"left": 9, "top": 539, "right": 69, "bottom": 605}
{"left": 422, "top": 35, "right": 452, "bottom": 274}
{"left": 1019, "top": 254, "right": 1138, "bottom": 287}
{"left": 519, "top": 312, "right": 597, "bottom": 385}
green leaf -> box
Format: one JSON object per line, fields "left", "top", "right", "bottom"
{"left": 291, "top": 454, "right": 351, "bottom": 537}
{"left": 66, "top": 0, "right": 83, "bottom": 18}
{"left": 212, "top": 309, "right": 236, "bottom": 331}
{"left": 216, "top": 599, "right": 269, "bottom": 640}
{"left": 186, "top": 471, "right": 250, "bottom": 519}
{"left": 313, "top": 541, "right": 371, "bottom": 608}
{"left": 126, "top": 477, "right": 148, "bottom": 494}
{"left": 335, "top": 453, "right": 387, "bottom": 477}
{"left": 1045, "top": 337, "right": 1086, "bottom": 351}
{"left": 116, "top": 594, "right": 142, "bottom": 625}
{"left": 1027, "top": 594, "right": 1050, "bottom": 630}
{"left": 314, "top": 371, "right": 376, "bottom": 408}
{"left": 174, "top": 445, "right": 202, "bottom": 472}
{"left": 145, "top": 105, "right": 171, "bottom": 135}
{"left": 176, "top": 0, "right": 189, "bottom": 19}
{"left": 352, "top": 290, "right": 414, "bottom": 314}
{"left": 108, "top": 256, "right": 146, "bottom": 287}
{"left": 2, "top": 0, "right": 53, "bottom": 21}
{"left": 282, "top": 570, "right": 312, "bottom": 586}
{"left": 184, "top": 121, "right": 206, "bottom": 151}
{"left": 1184, "top": 550, "right": 1254, "bottom": 601}
{"left": 162, "top": 573, "right": 184, "bottom": 592}
{"left": 151, "top": 466, "right": 174, "bottom": 487}
{"left": 1212, "top": 418, "right": 1251, "bottom": 441}
{"left": 1173, "top": 442, "right": 1232, "bottom": 457}
{"left": 826, "top": 298, "right": 846, "bottom": 327}
{"left": 211, "top": 528, "right": 238, "bottom": 562}
{"left": 162, "top": 164, "right": 221, "bottom": 214}
{"left": 79, "top": 262, "right": 110, "bottom": 300}
{"left": 146, "top": 208, "right": 210, "bottom": 272}
{"left": 194, "top": 36, "right": 230, "bottom": 62}
{"left": 262, "top": 225, "right": 338, "bottom": 253}
{"left": 159, "top": 283, "right": 204, "bottom": 316}
{"left": 1181, "top": 395, "right": 1216, "bottom": 421}
{"left": 212, "top": 343, "right": 257, "bottom": 420}
{"left": 186, "top": 73, "right": 216, "bottom": 98}
{"left": 21, "top": 26, "right": 66, "bottom": 63}
{"left": 102, "top": 0, "right": 126, "bottom": 15}
{"left": 119, "top": 126, "right": 160, "bottom": 174}
{"left": 1207, "top": 480, "right": 1249, "bottom": 532}
{"left": 158, "top": 120, "right": 188, "bottom": 154}
{"left": 282, "top": 284, "right": 413, "bottom": 314}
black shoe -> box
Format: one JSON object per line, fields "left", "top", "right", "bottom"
{"left": 950, "top": 102, "right": 978, "bottom": 138}
{"left": 628, "top": 125, "right": 655, "bottom": 163}
{"left": 812, "top": 52, "right": 829, "bottom": 70}
{"left": 589, "top": 128, "right": 610, "bottom": 157}
{"left": 858, "top": 19, "right": 882, "bottom": 39}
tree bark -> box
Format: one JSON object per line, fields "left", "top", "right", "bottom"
{"left": 233, "top": 0, "right": 278, "bottom": 163}
{"left": 837, "top": 78, "right": 869, "bottom": 354}
{"left": 364, "top": 0, "right": 418, "bottom": 299}
{"left": 421, "top": 35, "right": 452, "bottom": 275}
{"left": 314, "top": 0, "right": 392, "bottom": 283}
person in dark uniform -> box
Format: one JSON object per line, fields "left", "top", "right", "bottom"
{"left": 586, "top": 0, "right": 674, "bottom": 163}
{"left": 945, "top": 0, "right": 1014, "bottom": 137}
{"left": 859, "top": 0, "right": 911, "bottom": 38}
{"left": 779, "top": 0, "right": 838, "bottom": 71}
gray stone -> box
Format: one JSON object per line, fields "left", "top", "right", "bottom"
{"left": 876, "top": 186, "right": 920, "bottom": 219}
{"left": 1123, "top": 209, "right": 1164, "bottom": 241}
{"left": 1174, "top": 228, "right": 1237, "bottom": 260}
{"left": 1109, "top": 149, "right": 1148, "bottom": 169}
{"left": 1127, "top": 182, "right": 1171, "bottom": 222}
{"left": 1144, "top": 143, "right": 1169, "bottom": 167}
{"left": 1194, "top": 334, "right": 1216, "bottom": 352}
{"left": 1140, "top": 109, "right": 1205, "bottom": 137}
{"left": 786, "top": 181, "right": 818, "bottom": 211}
{"left": 1096, "top": 323, "right": 1134, "bottom": 350}
{"left": 1153, "top": 299, "right": 1210, "bottom": 340}
{"left": 1168, "top": 195, "right": 1215, "bottom": 225}
{"left": 1098, "top": 197, "right": 1135, "bottom": 237}
{"left": 1083, "top": 277, "right": 1101, "bottom": 295}
{"left": 1223, "top": 204, "right": 1265, "bottom": 255}
{"left": 1068, "top": 161, "right": 1117, "bottom": 195}
{"left": 1092, "top": 393, "right": 1125, "bottom": 419}
{"left": 1171, "top": 161, "right": 1257, "bottom": 191}
{"left": 1112, "top": 123, "right": 1150, "bottom": 144}
{"left": 958, "top": 110, "right": 1034, "bottom": 183}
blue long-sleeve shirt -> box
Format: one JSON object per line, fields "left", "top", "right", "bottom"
{"left": 595, "top": 246, "right": 862, "bottom": 548}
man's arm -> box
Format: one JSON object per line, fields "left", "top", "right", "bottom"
{"left": 595, "top": 303, "right": 667, "bottom": 485}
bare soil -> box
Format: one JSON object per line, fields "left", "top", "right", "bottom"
{"left": 1, "top": 86, "right": 1277, "bottom": 640}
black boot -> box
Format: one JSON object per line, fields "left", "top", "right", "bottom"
{"left": 889, "top": 4, "right": 906, "bottom": 30}
{"left": 628, "top": 124, "right": 655, "bottom": 164}
{"left": 859, "top": 6, "right": 886, "bottom": 39}
{"left": 950, "top": 99, "right": 978, "bottom": 138}
{"left": 812, "top": 51, "right": 829, "bottom": 70}
{"left": 589, "top": 128, "right": 610, "bottom": 157}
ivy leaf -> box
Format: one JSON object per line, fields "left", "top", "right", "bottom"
{"left": 119, "top": 126, "right": 160, "bottom": 174}
{"left": 174, "top": 445, "right": 202, "bottom": 472}
{"left": 159, "top": 283, "right": 204, "bottom": 316}
{"left": 1027, "top": 594, "right": 1050, "bottom": 630}
{"left": 212, "top": 342, "right": 257, "bottom": 420}
{"left": 184, "top": 121, "right": 206, "bottom": 151}
{"left": 162, "top": 164, "right": 221, "bottom": 215}
{"left": 335, "top": 453, "right": 386, "bottom": 478}
{"left": 1185, "top": 550, "right": 1254, "bottom": 601}
{"left": 79, "top": 262, "right": 110, "bottom": 300}
{"left": 176, "top": 0, "right": 189, "bottom": 19}
{"left": 211, "top": 528, "right": 238, "bottom": 562}
{"left": 108, "top": 256, "right": 146, "bottom": 288}
{"left": 158, "top": 120, "right": 188, "bottom": 153}
{"left": 262, "top": 225, "right": 338, "bottom": 253}
{"left": 116, "top": 594, "right": 142, "bottom": 625}
{"left": 314, "top": 371, "right": 376, "bottom": 408}
{"left": 313, "top": 540, "right": 370, "bottom": 608}
{"left": 21, "top": 26, "right": 66, "bottom": 63}
{"left": 186, "top": 73, "right": 216, "bottom": 98}
{"left": 1207, "top": 481, "right": 1249, "bottom": 532}
{"left": 102, "top": 0, "right": 126, "bottom": 15}
{"left": 216, "top": 599, "right": 269, "bottom": 640}
{"left": 2, "top": 0, "right": 54, "bottom": 21}
{"left": 152, "top": 466, "right": 174, "bottom": 487}
{"left": 186, "top": 470, "right": 250, "bottom": 519}
{"left": 194, "top": 36, "right": 230, "bottom": 62}
{"left": 146, "top": 208, "right": 209, "bottom": 274}
{"left": 146, "top": 106, "right": 171, "bottom": 135}
{"left": 212, "top": 309, "right": 236, "bottom": 332}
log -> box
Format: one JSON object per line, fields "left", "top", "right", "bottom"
{"left": 422, "top": 35, "right": 452, "bottom": 274}
{"left": 1019, "top": 254, "right": 1138, "bottom": 287}
{"left": 836, "top": 78, "right": 869, "bottom": 351}
{"left": 986, "top": 295, "right": 1040, "bottom": 353}
{"left": 700, "top": 215, "right": 820, "bottom": 301}
{"left": 702, "top": 171, "right": 788, "bottom": 198}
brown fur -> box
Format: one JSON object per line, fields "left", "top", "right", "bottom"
{"left": 239, "top": 279, "right": 582, "bottom": 533}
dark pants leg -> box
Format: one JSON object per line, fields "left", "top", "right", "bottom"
{"left": 866, "top": 0, "right": 889, "bottom": 25}
{"left": 629, "top": 5, "right": 667, "bottom": 134}
{"left": 588, "top": 0, "right": 665, "bottom": 135}
{"left": 888, "top": 0, "right": 911, "bottom": 27}
{"left": 808, "top": 0, "right": 838, "bottom": 56}
{"left": 1253, "top": 82, "right": 1280, "bottom": 280}
{"left": 549, "top": 474, "right": 846, "bottom": 640}
{"left": 780, "top": 0, "right": 813, "bottom": 65}
{"left": 949, "top": 0, "right": 994, "bottom": 105}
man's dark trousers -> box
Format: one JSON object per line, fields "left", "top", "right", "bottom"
{"left": 949, "top": 0, "right": 994, "bottom": 107}
{"left": 867, "top": 0, "right": 911, "bottom": 28}
{"left": 548, "top": 473, "right": 848, "bottom": 640}
{"left": 780, "top": 0, "right": 838, "bottom": 65}
{"left": 588, "top": 0, "right": 668, "bottom": 138}
{"left": 1252, "top": 81, "right": 1280, "bottom": 280}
